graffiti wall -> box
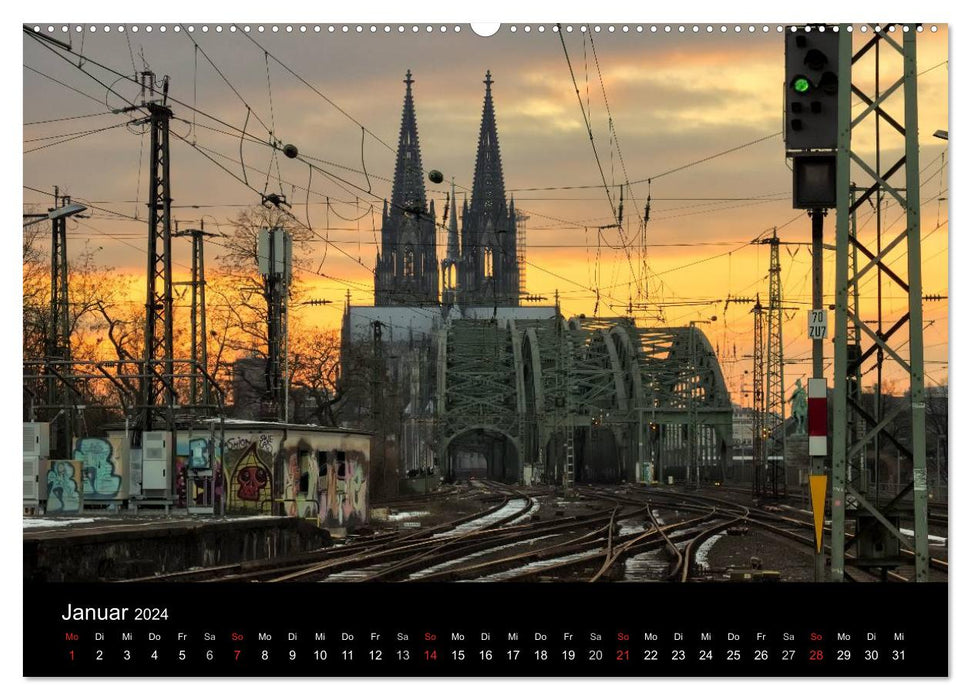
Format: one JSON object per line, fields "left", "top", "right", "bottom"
{"left": 216, "top": 427, "right": 370, "bottom": 529}
{"left": 93, "top": 425, "right": 369, "bottom": 527}
{"left": 321, "top": 446, "right": 369, "bottom": 529}
{"left": 73, "top": 436, "right": 127, "bottom": 500}
{"left": 45, "top": 460, "right": 83, "bottom": 514}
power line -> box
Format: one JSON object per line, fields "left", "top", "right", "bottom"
{"left": 508, "top": 131, "right": 782, "bottom": 193}
{"left": 556, "top": 24, "right": 617, "bottom": 223}
{"left": 234, "top": 27, "right": 398, "bottom": 156}
{"left": 24, "top": 110, "right": 115, "bottom": 126}
{"left": 23, "top": 122, "right": 128, "bottom": 153}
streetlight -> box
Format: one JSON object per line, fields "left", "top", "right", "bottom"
{"left": 23, "top": 202, "right": 87, "bottom": 227}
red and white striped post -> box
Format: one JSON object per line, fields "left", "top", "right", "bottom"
{"left": 808, "top": 378, "right": 828, "bottom": 456}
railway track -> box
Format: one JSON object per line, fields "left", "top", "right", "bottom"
{"left": 122, "top": 480, "right": 531, "bottom": 583}
{"left": 120, "top": 479, "right": 946, "bottom": 584}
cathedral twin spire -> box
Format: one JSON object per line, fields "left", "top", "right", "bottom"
{"left": 375, "top": 69, "right": 519, "bottom": 308}
{"left": 374, "top": 69, "right": 438, "bottom": 306}
{"left": 389, "top": 70, "right": 427, "bottom": 215}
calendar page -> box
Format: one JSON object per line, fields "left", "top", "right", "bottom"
{"left": 20, "top": 12, "right": 949, "bottom": 685}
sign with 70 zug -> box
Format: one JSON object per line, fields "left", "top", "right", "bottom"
{"left": 808, "top": 309, "right": 828, "bottom": 340}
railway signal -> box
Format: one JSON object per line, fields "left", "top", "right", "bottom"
{"left": 785, "top": 26, "right": 840, "bottom": 152}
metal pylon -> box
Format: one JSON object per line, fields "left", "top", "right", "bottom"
{"left": 831, "top": 24, "right": 929, "bottom": 581}
{"left": 173, "top": 224, "right": 217, "bottom": 412}
{"left": 751, "top": 297, "right": 766, "bottom": 497}
{"left": 48, "top": 187, "right": 74, "bottom": 457}
{"left": 136, "top": 74, "right": 175, "bottom": 431}
{"left": 764, "top": 229, "right": 787, "bottom": 497}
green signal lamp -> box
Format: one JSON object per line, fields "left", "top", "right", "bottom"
{"left": 793, "top": 76, "right": 811, "bottom": 94}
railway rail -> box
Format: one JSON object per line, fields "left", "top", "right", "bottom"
{"left": 118, "top": 479, "right": 946, "bottom": 585}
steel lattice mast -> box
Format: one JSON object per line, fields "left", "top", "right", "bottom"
{"left": 130, "top": 72, "right": 176, "bottom": 431}
{"left": 764, "top": 230, "right": 787, "bottom": 497}
{"left": 48, "top": 187, "right": 74, "bottom": 456}
{"left": 173, "top": 224, "right": 216, "bottom": 411}
{"left": 831, "top": 24, "right": 929, "bottom": 582}
{"left": 751, "top": 297, "right": 766, "bottom": 497}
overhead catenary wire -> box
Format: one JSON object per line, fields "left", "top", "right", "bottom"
{"left": 20, "top": 29, "right": 948, "bottom": 358}
{"left": 26, "top": 32, "right": 806, "bottom": 245}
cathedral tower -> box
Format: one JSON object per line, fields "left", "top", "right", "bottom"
{"left": 460, "top": 71, "right": 519, "bottom": 307}
{"left": 374, "top": 70, "right": 439, "bottom": 306}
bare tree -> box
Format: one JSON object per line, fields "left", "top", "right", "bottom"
{"left": 207, "top": 206, "right": 317, "bottom": 415}
{"left": 289, "top": 328, "right": 343, "bottom": 426}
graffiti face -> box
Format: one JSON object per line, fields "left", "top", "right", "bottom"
{"left": 225, "top": 442, "right": 273, "bottom": 511}
{"left": 74, "top": 437, "right": 122, "bottom": 499}
{"left": 236, "top": 465, "right": 269, "bottom": 502}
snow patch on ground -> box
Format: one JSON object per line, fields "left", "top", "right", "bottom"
{"left": 900, "top": 528, "right": 947, "bottom": 546}
{"left": 384, "top": 511, "right": 431, "bottom": 522}
{"left": 507, "top": 501, "right": 541, "bottom": 525}
{"left": 618, "top": 518, "right": 648, "bottom": 537}
{"left": 475, "top": 548, "right": 601, "bottom": 581}
{"left": 625, "top": 550, "right": 671, "bottom": 580}
{"left": 408, "top": 535, "right": 560, "bottom": 579}
{"left": 433, "top": 498, "right": 531, "bottom": 538}
{"left": 694, "top": 533, "right": 725, "bottom": 572}
{"left": 23, "top": 517, "right": 97, "bottom": 529}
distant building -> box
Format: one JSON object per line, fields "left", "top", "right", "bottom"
{"left": 231, "top": 356, "right": 266, "bottom": 419}
{"left": 733, "top": 404, "right": 755, "bottom": 449}
{"left": 339, "top": 69, "right": 732, "bottom": 491}
{"left": 343, "top": 69, "right": 548, "bottom": 493}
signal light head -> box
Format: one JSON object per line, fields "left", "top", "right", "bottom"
{"left": 819, "top": 71, "right": 838, "bottom": 95}
{"left": 805, "top": 49, "right": 827, "bottom": 71}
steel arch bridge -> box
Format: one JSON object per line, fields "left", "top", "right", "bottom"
{"left": 436, "top": 315, "right": 734, "bottom": 485}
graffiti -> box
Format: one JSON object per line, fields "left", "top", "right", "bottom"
{"left": 188, "top": 438, "right": 210, "bottom": 470}
{"left": 284, "top": 453, "right": 299, "bottom": 517}
{"left": 258, "top": 434, "right": 274, "bottom": 453}
{"left": 224, "top": 436, "right": 251, "bottom": 451}
{"left": 74, "top": 437, "right": 122, "bottom": 498}
{"left": 228, "top": 443, "right": 272, "bottom": 510}
{"left": 318, "top": 451, "right": 368, "bottom": 527}
{"left": 215, "top": 431, "right": 368, "bottom": 525}
{"left": 302, "top": 451, "right": 319, "bottom": 517}
{"left": 325, "top": 459, "right": 343, "bottom": 524}
{"left": 46, "top": 461, "right": 82, "bottom": 513}
{"left": 345, "top": 462, "right": 367, "bottom": 520}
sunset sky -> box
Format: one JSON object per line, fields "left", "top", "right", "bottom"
{"left": 22, "top": 22, "right": 949, "bottom": 404}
